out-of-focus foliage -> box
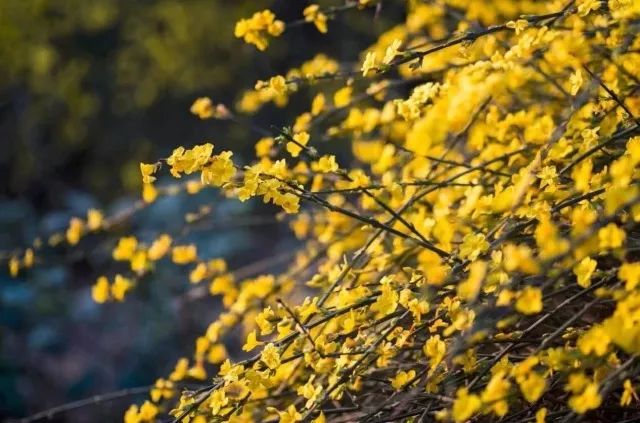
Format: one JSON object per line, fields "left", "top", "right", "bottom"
{"left": 0, "top": 0, "right": 269, "bottom": 202}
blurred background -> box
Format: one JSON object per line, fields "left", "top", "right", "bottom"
{"left": 0, "top": 1, "right": 392, "bottom": 421}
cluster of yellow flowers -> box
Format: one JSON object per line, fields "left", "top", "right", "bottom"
{"left": 119, "top": 2, "right": 639, "bottom": 421}
{"left": 237, "top": 54, "right": 340, "bottom": 113}
{"left": 8, "top": 0, "right": 640, "bottom": 422}
{"left": 234, "top": 9, "right": 285, "bottom": 51}
{"left": 91, "top": 274, "right": 133, "bottom": 303}
{"left": 90, "top": 231, "right": 235, "bottom": 303}
{"left": 234, "top": 2, "right": 381, "bottom": 51}
{"left": 8, "top": 208, "right": 105, "bottom": 277}
{"left": 140, "top": 141, "right": 304, "bottom": 215}
{"left": 8, "top": 247, "right": 34, "bottom": 278}
{"left": 303, "top": 5, "right": 329, "bottom": 34}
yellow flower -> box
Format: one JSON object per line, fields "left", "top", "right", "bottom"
{"left": 130, "top": 250, "right": 148, "bottom": 274}
{"left": 569, "top": 69, "right": 583, "bottom": 96}
{"left": 605, "top": 186, "right": 637, "bottom": 215}
{"left": 568, "top": 382, "right": 602, "bottom": 414}
{"left": 361, "top": 51, "right": 377, "bottom": 77}
{"left": 261, "top": 343, "right": 281, "bottom": 369}
{"left": 150, "top": 378, "right": 174, "bottom": 402}
{"left": 207, "top": 258, "right": 227, "bottom": 273}
{"left": 166, "top": 143, "right": 214, "bottom": 177}
{"left": 219, "top": 359, "right": 244, "bottom": 383}
{"left": 452, "top": 387, "right": 481, "bottom": 422}
{"left": 138, "top": 401, "right": 158, "bottom": 420}
{"left": 395, "top": 99, "right": 420, "bottom": 121}
{"left": 124, "top": 405, "right": 139, "bottom": 423}
{"left": 457, "top": 260, "right": 487, "bottom": 301}
{"left": 371, "top": 278, "right": 399, "bottom": 316}
{"left": 190, "top": 97, "right": 214, "bottom": 119}
{"left": 235, "top": 10, "right": 285, "bottom": 50}
{"left": 390, "top": 369, "right": 416, "bottom": 390}
{"left": 9, "top": 256, "right": 20, "bottom": 277}
{"left": 567, "top": 373, "right": 590, "bottom": 394}
{"left": 577, "top": 0, "right": 602, "bottom": 16}
{"left": 598, "top": 223, "right": 626, "bottom": 249}
{"left": 276, "top": 405, "right": 302, "bottom": 423}
{"left": 113, "top": 236, "right": 138, "bottom": 261}
{"left": 172, "top": 245, "right": 198, "bottom": 264}
{"left": 535, "top": 407, "right": 547, "bottom": 423}
{"left": 312, "top": 155, "right": 339, "bottom": 173}
{"left": 286, "top": 131, "right": 310, "bottom": 158}
{"left": 503, "top": 243, "right": 539, "bottom": 274}
{"left": 139, "top": 162, "right": 158, "bottom": 184}
{"left": 111, "top": 274, "right": 133, "bottom": 301}
{"left": 459, "top": 233, "right": 489, "bottom": 261}
{"left": 298, "top": 377, "right": 322, "bottom": 408}
{"left": 207, "top": 343, "right": 227, "bottom": 364}
{"left": 86, "top": 209, "right": 104, "bottom": 231}
{"left": 577, "top": 325, "right": 610, "bottom": 356}
{"left": 537, "top": 165, "right": 558, "bottom": 192}
{"left": 268, "top": 75, "right": 287, "bottom": 96}
{"left": 620, "top": 379, "right": 638, "bottom": 406}
{"left": 146, "top": 235, "right": 171, "bottom": 261}
{"left": 512, "top": 356, "right": 538, "bottom": 379}
{"left": 618, "top": 262, "right": 640, "bottom": 291}
{"left": 571, "top": 206, "right": 597, "bottom": 236}
{"left": 383, "top": 39, "right": 402, "bottom": 64}
{"left": 187, "top": 363, "right": 207, "bottom": 380}
{"left": 506, "top": 19, "right": 528, "bottom": 35}
{"left": 66, "top": 217, "right": 84, "bottom": 246}
{"left": 311, "top": 93, "right": 325, "bottom": 116}
{"left": 23, "top": 249, "right": 34, "bottom": 269}
{"left": 201, "top": 151, "right": 236, "bottom": 186}
{"left": 519, "top": 372, "right": 546, "bottom": 403}
{"left": 297, "top": 296, "right": 320, "bottom": 321}
{"left": 423, "top": 335, "right": 446, "bottom": 370}
{"left": 571, "top": 159, "right": 593, "bottom": 194}
{"left": 194, "top": 336, "right": 209, "bottom": 358}
{"left": 303, "top": 5, "right": 328, "bottom": 34}
{"left": 481, "top": 371, "right": 511, "bottom": 416}
{"left": 189, "top": 262, "right": 207, "bottom": 284}
{"left": 91, "top": 276, "right": 110, "bottom": 304}
{"left": 169, "top": 358, "right": 189, "bottom": 381}
{"left": 535, "top": 216, "right": 569, "bottom": 259}
{"left": 277, "top": 192, "right": 301, "bottom": 214}
{"left": 342, "top": 309, "right": 357, "bottom": 332}
{"left": 242, "top": 330, "right": 264, "bottom": 352}
{"left": 209, "top": 274, "right": 235, "bottom": 296}
{"left": 515, "top": 286, "right": 543, "bottom": 315}
{"left": 627, "top": 137, "right": 640, "bottom": 165}
{"left": 210, "top": 389, "right": 228, "bottom": 415}
{"left": 142, "top": 183, "right": 157, "bottom": 203}
{"left": 256, "top": 307, "right": 276, "bottom": 335}
{"left": 334, "top": 86, "right": 352, "bottom": 107}
{"left": 573, "top": 257, "right": 597, "bottom": 288}
{"left": 255, "top": 137, "right": 274, "bottom": 157}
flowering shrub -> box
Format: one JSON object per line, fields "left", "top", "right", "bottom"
{"left": 8, "top": 0, "right": 640, "bottom": 422}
